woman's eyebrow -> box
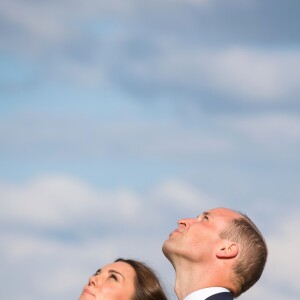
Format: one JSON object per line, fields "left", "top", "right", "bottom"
{"left": 94, "top": 268, "right": 125, "bottom": 279}
{"left": 94, "top": 269, "right": 101, "bottom": 275}
{"left": 108, "top": 269, "right": 125, "bottom": 279}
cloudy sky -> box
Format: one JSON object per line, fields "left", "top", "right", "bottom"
{"left": 1, "top": 1, "right": 300, "bottom": 299}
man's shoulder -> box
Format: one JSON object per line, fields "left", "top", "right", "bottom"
{"left": 205, "top": 292, "right": 233, "bottom": 300}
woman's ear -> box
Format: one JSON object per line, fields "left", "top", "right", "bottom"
{"left": 216, "top": 242, "right": 239, "bottom": 259}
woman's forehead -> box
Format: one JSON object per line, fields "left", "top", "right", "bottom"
{"left": 101, "top": 261, "right": 136, "bottom": 276}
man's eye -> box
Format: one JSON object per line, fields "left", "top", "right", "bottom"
{"left": 203, "top": 215, "right": 208, "bottom": 221}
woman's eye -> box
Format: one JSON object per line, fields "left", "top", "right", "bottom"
{"left": 110, "top": 274, "right": 118, "bottom": 281}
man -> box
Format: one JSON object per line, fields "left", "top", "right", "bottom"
{"left": 162, "top": 207, "right": 267, "bottom": 300}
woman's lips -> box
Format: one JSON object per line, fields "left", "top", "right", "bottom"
{"left": 82, "top": 288, "right": 95, "bottom": 297}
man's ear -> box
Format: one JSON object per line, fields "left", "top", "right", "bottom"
{"left": 216, "top": 242, "right": 239, "bottom": 259}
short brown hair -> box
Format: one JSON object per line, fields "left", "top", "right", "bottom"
{"left": 115, "top": 258, "right": 167, "bottom": 300}
{"left": 219, "top": 213, "right": 268, "bottom": 297}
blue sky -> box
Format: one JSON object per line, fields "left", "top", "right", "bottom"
{"left": 1, "top": 1, "right": 300, "bottom": 299}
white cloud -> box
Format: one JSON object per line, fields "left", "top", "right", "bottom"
{"left": 242, "top": 282, "right": 297, "bottom": 300}
{"left": 209, "top": 48, "right": 300, "bottom": 101}
{"left": 0, "top": 175, "right": 215, "bottom": 231}
{"left": 266, "top": 213, "right": 300, "bottom": 291}
{"left": 240, "top": 211, "right": 300, "bottom": 300}
{"left": 223, "top": 113, "right": 300, "bottom": 144}
{"left": 0, "top": 175, "right": 142, "bottom": 228}
{"left": 0, "top": 113, "right": 232, "bottom": 159}
{"left": 153, "top": 179, "right": 215, "bottom": 214}
{"left": 75, "top": 46, "right": 300, "bottom": 103}
{"left": 2, "top": 1, "right": 300, "bottom": 104}
{"left": 161, "top": 47, "right": 300, "bottom": 102}
{"left": 0, "top": 1, "right": 66, "bottom": 41}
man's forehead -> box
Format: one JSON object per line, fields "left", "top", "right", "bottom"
{"left": 202, "top": 207, "right": 242, "bottom": 219}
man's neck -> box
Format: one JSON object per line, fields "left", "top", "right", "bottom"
{"left": 173, "top": 262, "right": 232, "bottom": 300}
{"left": 174, "top": 266, "right": 209, "bottom": 300}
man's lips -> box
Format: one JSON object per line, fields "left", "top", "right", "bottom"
{"left": 169, "top": 228, "right": 182, "bottom": 237}
{"left": 82, "top": 288, "right": 95, "bottom": 297}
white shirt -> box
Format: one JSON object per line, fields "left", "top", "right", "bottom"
{"left": 184, "top": 287, "right": 230, "bottom": 300}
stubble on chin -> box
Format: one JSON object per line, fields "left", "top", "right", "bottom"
{"left": 162, "top": 237, "right": 176, "bottom": 261}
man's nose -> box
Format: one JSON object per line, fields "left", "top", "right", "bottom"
{"left": 178, "top": 218, "right": 196, "bottom": 228}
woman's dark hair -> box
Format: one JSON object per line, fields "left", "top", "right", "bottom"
{"left": 115, "top": 258, "right": 167, "bottom": 300}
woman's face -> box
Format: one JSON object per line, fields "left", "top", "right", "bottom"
{"left": 79, "top": 261, "right": 136, "bottom": 300}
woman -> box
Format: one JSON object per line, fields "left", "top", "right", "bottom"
{"left": 79, "top": 258, "right": 167, "bottom": 300}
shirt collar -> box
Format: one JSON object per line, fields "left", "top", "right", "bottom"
{"left": 184, "top": 287, "right": 230, "bottom": 300}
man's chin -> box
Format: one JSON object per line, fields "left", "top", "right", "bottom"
{"left": 162, "top": 239, "right": 173, "bottom": 258}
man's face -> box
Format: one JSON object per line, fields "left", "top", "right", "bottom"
{"left": 162, "top": 207, "right": 242, "bottom": 262}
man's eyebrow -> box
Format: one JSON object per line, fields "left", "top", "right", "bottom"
{"left": 197, "top": 211, "right": 210, "bottom": 218}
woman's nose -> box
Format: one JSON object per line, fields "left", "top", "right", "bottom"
{"left": 88, "top": 275, "right": 97, "bottom": 287}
